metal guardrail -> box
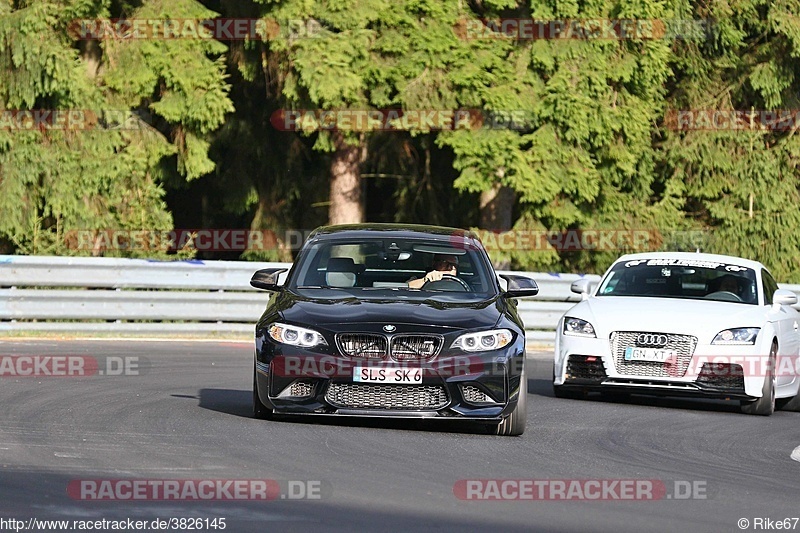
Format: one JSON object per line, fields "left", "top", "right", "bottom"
{"left": 0, "top": 255, "right": 282, "bottom": 335}
{"left": 1, "top": 255, "right": 798, "bottom": 344}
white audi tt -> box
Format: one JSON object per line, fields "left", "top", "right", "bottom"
{"left": 553, "top": 252, "right": 800, "bottom": 415}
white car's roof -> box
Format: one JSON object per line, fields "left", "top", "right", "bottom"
{"left": 611, "top": 251, "right": 765, "bottom": 271}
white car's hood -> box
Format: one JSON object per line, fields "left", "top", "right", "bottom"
{"left": 569, "top": 296, "right": 768, "bottom": 343}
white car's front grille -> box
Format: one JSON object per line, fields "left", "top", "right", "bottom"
{"left": 610, "top": 331, "right": 697, "bottom": 378}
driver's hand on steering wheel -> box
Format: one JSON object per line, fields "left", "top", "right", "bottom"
{"left": 408, "top": 262, "right": 458, "bottom": 289}
{"left": 423, "top": 270, "right": 447, "bottom": 283}
{"left": 408, "top": 269, "right": 450, "bottom": 288}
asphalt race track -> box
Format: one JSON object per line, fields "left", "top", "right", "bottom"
{"left": 1, "top": 339, "right": 798, "bottom": 532}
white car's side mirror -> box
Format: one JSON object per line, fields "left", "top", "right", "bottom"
{"left": 570, "top": 279, "right": 593, "bottom": 301}
{"left": 773, "top": 289, "right": 798, "bottom": 307}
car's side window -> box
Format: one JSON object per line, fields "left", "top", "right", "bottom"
{"left": 761, "top": 269, "right": 779, "bottom": 305}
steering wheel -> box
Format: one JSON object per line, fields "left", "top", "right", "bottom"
{"left": 705, "top": 290, "right": 743, "bottom": 302}
{"left": 422, "top": 274, "right": 471, "bottom": 292}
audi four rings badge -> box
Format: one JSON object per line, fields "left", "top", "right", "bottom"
{"left": 636, "top": 334, "right": 668, "bottom": 347}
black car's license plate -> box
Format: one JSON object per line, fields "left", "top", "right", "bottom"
{"left": 353, "top": 366, "right": 423, "bottom": 383}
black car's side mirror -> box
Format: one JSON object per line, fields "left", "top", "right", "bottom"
{"left": 499, "top": 274, "right": 539, "bottom": 298}
{"left": 250, "top": 268, "right": 288, "bottom": 291}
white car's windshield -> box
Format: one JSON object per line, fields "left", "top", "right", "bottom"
{"left": 596, "top": 258, "right": 758, "bottom": 304}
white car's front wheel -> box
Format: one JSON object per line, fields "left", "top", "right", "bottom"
{"left": 777, "top": 392, "right": 800, "bottom": 412}
{"left": 740, "top": 343, "right": 776, "bottom": 416}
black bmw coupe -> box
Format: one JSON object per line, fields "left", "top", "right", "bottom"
{"left": 250, "top": 224, "right": 538, "bottom": 435}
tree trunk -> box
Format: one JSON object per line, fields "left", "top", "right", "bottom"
{"left": 480, "top": 181, "right": 515, "bottom": 269}
{"left": 479, "top": 182, "right": 515, "bottom": 231}
{"left": 250, "top": 190, "right": 293, "bottom": 262}
{"left": 80, "top": 39, "right": 102, "bottom": 79}
{"left": 329, "top": 132, "right": 364, "bottom": 225}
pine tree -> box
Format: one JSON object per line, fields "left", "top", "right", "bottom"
{"left": 660, "top": 0, "right": 800, "bottom": 281}
{"left": 0, "top": 0, "right": 232, "bottom": 257}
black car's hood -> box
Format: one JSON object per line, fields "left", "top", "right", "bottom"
{"left": 268, "top": 289, "right": 507, "bottom": 331}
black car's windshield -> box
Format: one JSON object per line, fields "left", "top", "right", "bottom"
{"left": 287, "top": 238, "right": 496, "bottom": 297}
{"left": 596, "top": 257, "right": 758, "bottom": 305}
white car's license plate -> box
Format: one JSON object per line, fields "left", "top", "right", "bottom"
{"left": 624, "top": 347, "right": 676, "bottom": 363}
{"left": 353, "top": 366, "right": 423, "bottom": 384}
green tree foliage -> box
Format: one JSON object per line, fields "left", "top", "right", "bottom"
{"left": 227, "top": 0, "right": 483, "bottom": 234}
{"left": 660, "top": 0, "right": 800, "bottom": 281}
{"left": 437, "top": 0, "right": 682, "bottom": 272}
{"left": 0, "top": 0, "right": 232, "bottom": 256}
{"left": 2, "top": 0, "right": 799, "bottom": 282}
{"left": 431, "top": 0, "right": 800, "bottom": 281}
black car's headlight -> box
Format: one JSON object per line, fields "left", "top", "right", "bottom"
{"left": 563, "top": 317, "right": 596, "bottom": 338}
{"left": 451, "top": 329, "right": 513, "bottom": 352}
{"left": 267, "top": 322, "right": 328, "bottom": 348}
{"left": 712, "top": 327, "right": 759, "bottom": 345}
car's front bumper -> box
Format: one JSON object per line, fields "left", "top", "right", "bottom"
{"left": 554, "top": 333, "right": 769, "bottom": 400}
{"left": 255, "top": 339, "right": 526, "bottom": 422}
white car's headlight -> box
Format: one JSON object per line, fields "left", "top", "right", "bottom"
{"left": 268, "top": 322, "right": 328, "bottom": 348}
{"left": 563, "top": 317, "right": 596, "bottom": 338}
{"left": 712, "top": 327, "right": 759, "bottom": 345}
{"left": 452, "top": 329, "right": 513, "bottom": 352}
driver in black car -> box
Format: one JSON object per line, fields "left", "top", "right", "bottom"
{"left": 408, "top": 254, "right": 459, "bottom": 289}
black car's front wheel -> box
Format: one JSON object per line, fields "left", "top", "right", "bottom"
{"left": 253, "top": 365, "right": 273, "bottom": 420}
{"left": 492, "top": 369, "right": 527, "bottom": 436}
